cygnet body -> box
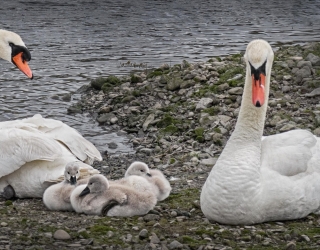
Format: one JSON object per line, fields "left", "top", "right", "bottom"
{"left": 43, "top": 162, "right": 81, "bottom": 211}
{"left": 125, "top": 161, "right": 172, "bottom": 201}
{"left": 70, "top": 174, "right": 157, "bottom": 216}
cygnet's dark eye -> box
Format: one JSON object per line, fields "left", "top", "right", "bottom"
{"left": 76, "top": 171, "right": 79, "bottom": 174}
{"left": 89, "top": 182, "right": 93, "bottom": 185}
{"left": 67, "top": 172, "right": 70, "bottom": 174}
{"left": 140, "top": 169, "right": 144, "bottom": 172}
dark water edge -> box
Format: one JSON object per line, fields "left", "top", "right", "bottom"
{"left": 0, "top": 0, "right": 320, "bottom": 153}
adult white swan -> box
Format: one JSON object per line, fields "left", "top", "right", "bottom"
{"left": 200, "top": 39, "right": 320, "bottom": 225}
{"left": 0, "top": 29, "right": 33, "bottom": 79}
{"left": 0, "top": 30, "right": 101, "bottom": 198}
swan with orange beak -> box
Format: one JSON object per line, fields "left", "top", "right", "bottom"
{"left": 0, "top": 29, "right": 33, "bottom": 79}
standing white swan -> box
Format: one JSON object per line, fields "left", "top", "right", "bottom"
{"left": 200, "top": 39, "right": 320, "bottom": 225}
{"left": 0, "top": 30, "right": 101, "bottom": 198}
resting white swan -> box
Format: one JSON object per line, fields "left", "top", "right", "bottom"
{"left": 200, "top": 39, "right": 320, "bottom": 225}
{"left": 0, "top": 29, "right": 33, "bottom": 79}
{"left": 0, "top": 114, "right": 101, "bottom": 199}
{"left": 0, "top": 30, "right": 101, "bottom": 198}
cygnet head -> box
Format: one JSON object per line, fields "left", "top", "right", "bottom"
{"left": 243, "top": 39, "right": 274, "bottom": 108}
{"left": 64, "top": 162, "right": 81, "bottom": 185}
{"left": 0, "top": 29, "right": 33, "bottom": 79}
{"left": 125, "top": 161, "right": 152, "bottom": 178}
{"left": 79, "top": 174, "right": 109, "bottom": 197}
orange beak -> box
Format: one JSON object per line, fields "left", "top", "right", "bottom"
{"left": 252, "top": 74, "right": 265, "bottom": 107}
{"left": 12, "top": 52, "right": 33, "bottom": 79}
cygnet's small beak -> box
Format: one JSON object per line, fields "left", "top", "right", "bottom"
{"left": 70, "top": 176, "right": 77, "bottom": 185}
{"left": 79, "top": 186, "right": 90, "bottom": 197}
{"left": 146, "top": 173, "right": 152, "bottom": 177}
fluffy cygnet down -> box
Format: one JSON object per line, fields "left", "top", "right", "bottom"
{"left": 70, "top": 174, "right": 157, "bottom": 216}
{"left": 43, "top": 162, "right": 82, "bottom": 211}
{"left": 125, "top": 161, "right": 172, "bottom": 201}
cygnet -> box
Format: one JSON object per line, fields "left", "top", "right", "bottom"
{"left": 125, "top": 161, "right": 172, "bottom": 201}
{"left": 70, "top": 174, "right": 157, "bottom": 216}
{"left": 43, "top": 162, "right": 81, "bottom": 211}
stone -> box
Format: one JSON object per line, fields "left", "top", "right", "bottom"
{"left": 296, "top": 61, "right": 312, "bottom": 68}
{"left": 53, "top": 229, "right": 71, "bottom": 240}
{"left": 143, "top": 113, "right": 155, "bottom": 131}
{"left": 305, "top": 87, "right": 320, "bottom": 97}
{"left": 294, "top": 66, "right": 312, "bottom": 82}
{"left": 166, "top": 77, "right": 184, "bottom": 91}
{"left": 228, "top": 87, "right": 243, "bottom": 95}
{"left": 200, "top": 157, "right": 218, "bottom": 166}
{"left": 286, "top": 241, "right": 296, "bottom": 250}
{"left": 149, "top": 232, "right": 160, "bottom": 244}
{"left": 216, "top": 82, "right": 229, "bottom": 92}
{"left": 143, "top": 214, "right": 160, "bottom": 222}
{"left": 107, "top": 142, "right": 118, "bottom": 149}
{"left": 139, "top": 229, "right": 149, "bottom": 239}
{"left": 97, "top": 113, "right": 117, "bottom": 124}
{"left": 306, "top": 53, "right": 320, "bottom": 66}
{"left": 168, "top": 240, "right": 183, "bottom": 249}
{"left": 195, "top": 98, "right": 213, "bottom": 110}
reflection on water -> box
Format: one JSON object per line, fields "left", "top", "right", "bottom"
{"left": 0, "top": 0, "right": 319, "bottom": 153}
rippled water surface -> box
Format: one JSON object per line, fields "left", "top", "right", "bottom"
{"left": 0, "top": 0, "right": 320, "bottom": 153}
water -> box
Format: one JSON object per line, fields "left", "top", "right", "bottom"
{"left": 0, "top": 0, "right": 320, "bottom": 153}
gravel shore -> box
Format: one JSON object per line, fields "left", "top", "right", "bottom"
{"left": 2, "top": 42, "right": 320, "bottom": 250}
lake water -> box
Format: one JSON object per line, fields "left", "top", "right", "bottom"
{"left": 0, "top": 0, "right": 320, "bottom": 153}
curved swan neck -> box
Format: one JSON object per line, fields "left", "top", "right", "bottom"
{"left": 232, "top": 66, "right": 270, "bottom": 141}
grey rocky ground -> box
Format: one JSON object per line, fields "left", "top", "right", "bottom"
{"left": 2, "top": 42, "right": 320, "bottom": 250}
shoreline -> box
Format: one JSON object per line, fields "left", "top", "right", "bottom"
{"left": 1, "top": 41, "right": 320, "bottom": 249}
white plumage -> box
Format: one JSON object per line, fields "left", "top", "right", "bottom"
{"left": 43, "top": 161, "right": 82, "bottom": 211}
{"left": 0, "top": 114, "right": 101, "bottom": 198}
{"left": 71, "top": 174, "right": 157, "bottom": 216}
{"left": 200, "top": 39, "right": 320, "bottom": 225}
{"left": 125, "top": 161, "right": 172, "bottom": 201}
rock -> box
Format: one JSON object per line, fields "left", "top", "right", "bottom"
{"left": 107, "top": 142, "right": 118, "bottom": 149}
{"left": 166, "top": 77, "right": 183, "bottom": 91}
{"left": 228, "top": 87, "right": 243, "bottom": 95}
{"left": 149, "top": 232, "right": 160, "bottom": 244}
{"left": 53, "top": 229, "right": 71, "bottom": 240}
{"left": 110, "top": 116, "right": 118, "bottom": 124}
{"left": 61, "top": 93, "right": 71, "bottom": 102}
{"left": 294, "top": 66, "right": 312, "bottom": 82}
{"left": 297, "top": 61, "right": 312, "bottom": 68}
{"left": 200, "top": 157, "right": 218, "bottom": 166}
{"left": 306, "top": 53, "right": 320, "bottom": 66}
{"left": 143, "top": 113, "right": 155, "bottom": 131}
{"left": 97, "top": 113, "right": 117, "bottom": 124}
{"left": 168, "top": 240, "right": 183, "bottom": 249}
{"left": 139, "top": 229, "right": 149, "bottom": 239}
{"left": 305, "top": 87, "right": 320, "bottom": 97}
{"left": 196, "top": 98, "right": 213, "bottom": 110}
{"left": 216, "top": 82, "right": 229, "bottom": 92}
{"left": 143, "top": 214, "right": 160, "bottom": 222}
{"left": 279, "top": 122, "right": 297, "bottom": 132}
{"left": 286, "top": 241, "right": 296, "bottom": 250}
{"left": 227, "top": 74, "right": 243, "bottom": 82}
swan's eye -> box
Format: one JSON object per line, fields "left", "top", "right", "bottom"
{"left": 67, "top": 172, "right": 70, "bottom": 174}
{"left": 140, "top": 169, "right": 144, "bottom": 172}
{"left": 76, "top": 171, "right": 79, "bottom": 174}
{"left": 9, "top": 42, "right": 14, "bottom": 47}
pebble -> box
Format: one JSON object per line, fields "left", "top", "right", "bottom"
{"left": 53, "top": 229, "right": 71, "bottom": 240}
